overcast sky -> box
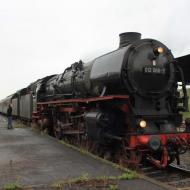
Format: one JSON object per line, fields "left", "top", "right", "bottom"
{"left": 0, "top": 0, "right": 189, "bottom": 99}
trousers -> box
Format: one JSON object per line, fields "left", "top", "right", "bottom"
{"left": 7, "top": 116, "right": 12, "bottom": 129}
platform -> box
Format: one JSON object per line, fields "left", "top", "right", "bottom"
{"left": 0, "top": 116, "right": 171, "bottom": 190}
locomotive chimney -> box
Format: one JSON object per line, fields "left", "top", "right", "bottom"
{"left": 119, "top": 32, "right": 141, "bottom": 48}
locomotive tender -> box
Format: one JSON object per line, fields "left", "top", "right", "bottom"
{"left": 0, "top": 32, "right": 190, "bottom": 168}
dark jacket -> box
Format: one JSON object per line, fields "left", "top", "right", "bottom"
{"left": 7, "top": 106, "right": 12, "bottom": 117}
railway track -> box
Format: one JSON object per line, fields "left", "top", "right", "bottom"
{"left": 141, "top": 162, "right": 190, "bottom": 189}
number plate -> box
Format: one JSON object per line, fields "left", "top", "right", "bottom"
{"left": 143, "top": 66, "right": 165, "bottom": 74}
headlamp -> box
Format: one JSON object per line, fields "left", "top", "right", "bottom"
{"left": 139, "top": 120, "right": 147, "bottom": 128}
{"left": 154, "top": 47, "right": 164, "bottom": 55}
{"left": 157, "top": 47, "right": 164, "bottom": 54}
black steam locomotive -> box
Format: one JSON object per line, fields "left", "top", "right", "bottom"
{"left": 0, "top": 32, "right": 190, "bottom": 168}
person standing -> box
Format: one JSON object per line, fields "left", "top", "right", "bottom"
{"left": 7, "top": 104, "right": 13, "bottom": 129}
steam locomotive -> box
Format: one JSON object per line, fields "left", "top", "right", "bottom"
{"left": 0, "top": 32, "right": 190, "bottom": 168}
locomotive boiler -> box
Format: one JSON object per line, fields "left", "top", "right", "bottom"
{"left": 45, "top": 32, "right": 179, "bottom": 99}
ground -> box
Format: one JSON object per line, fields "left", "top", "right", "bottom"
{"left": 0, "top": 116, "right": 169, "bottom": 190}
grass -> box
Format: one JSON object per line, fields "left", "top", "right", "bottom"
{"left": 51, "top": 171, "right": 137, "bottom": 190}
{"left": 3, "top": 172, "right": 138, "bottom": 190}
{"left": 67, "top": 173, "right": 89, "bottom": 184}
{"left": 51, "top": 173, "right": 89, "bottom": 189}
{"left": 183, "top": 112, "right": 190, "bottom": 119}
{"left": 117, "top": 172, "right": 138, "bottom": 180}
{"left": 108, "top": 184, "right": 119, "bottom": 190}
{"left": 13, "top": 120, "right": 28, "bottom": 128}
{"left": 3, "top": 183, "right": 21, "bottom": 190}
